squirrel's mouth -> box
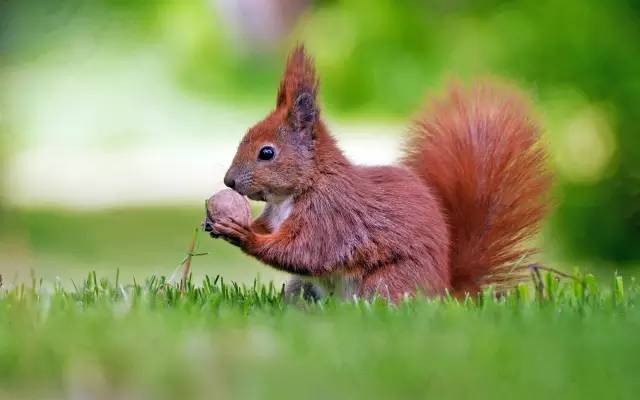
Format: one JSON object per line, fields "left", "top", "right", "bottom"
{"left": 247, "top": 191, "right": 266, "bottom": 202}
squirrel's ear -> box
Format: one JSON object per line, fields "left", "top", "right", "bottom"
{"left": 276, "top": 44, "right": 319, "bottom": 109}
{"left": 290, "top": 90, "right": 318, "bottom": 131}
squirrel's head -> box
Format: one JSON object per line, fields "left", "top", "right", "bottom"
{"left": 224, "top": 45, "right": 320, "bottom": 202}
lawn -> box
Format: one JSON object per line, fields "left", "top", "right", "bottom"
{"left": 1, "top": 209, "right": 639, "bottom": 399}
{"left": 0, "top": 269, "right": 638, "bottom": 400}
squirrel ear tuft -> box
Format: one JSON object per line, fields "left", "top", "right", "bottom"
{"left": 276, "top": 44, "right": 319, "bottom": 109}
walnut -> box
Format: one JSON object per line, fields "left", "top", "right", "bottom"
{"left": 204, "top": 189, "right": 251, "bottom": 234}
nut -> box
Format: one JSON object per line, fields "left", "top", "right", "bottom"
{"left": 204, "top": 189, "right": 251, "bottom": 233}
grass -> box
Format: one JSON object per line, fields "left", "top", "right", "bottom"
{"left": 1, "top": 208, "right": 639, "bottom": 399}
{"left": 0, "top": 269, "right": 639, "bottom": 400}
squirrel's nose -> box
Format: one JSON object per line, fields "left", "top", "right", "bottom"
{"left": 223, "top": 174, "right": 235, "bottom": 189}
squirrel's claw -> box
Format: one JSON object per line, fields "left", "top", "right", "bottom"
{"left": 203, "top": 217, "right": 220, "bottom": 238}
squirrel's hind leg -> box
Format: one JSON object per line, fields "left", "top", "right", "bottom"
{"left": 284, "top": 276, "right": 326, "bottom": 303}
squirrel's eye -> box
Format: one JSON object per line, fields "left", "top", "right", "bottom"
{"left": 258, "top": 146, "right": 275, "bottom": 161}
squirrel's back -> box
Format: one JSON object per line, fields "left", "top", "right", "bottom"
{"left": 403, "top": 82, "right": 552, "bottom": 296}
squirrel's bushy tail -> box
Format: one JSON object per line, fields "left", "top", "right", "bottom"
{"left": 403, "top": 82, "right": 552, "bottom": 296}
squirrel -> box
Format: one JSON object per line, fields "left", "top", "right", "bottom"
{"left": 205, "top": 45, "right": 552, "bottom": 302}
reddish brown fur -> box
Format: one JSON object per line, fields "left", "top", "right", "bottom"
{"left": 211, "top": 45, "right": 551, "bottom": 301}
{"left": 404, "top": 83, "right": 552, "bottom": 295}
{"left": 276, "top": 46, "right": 318, "bottom": 108}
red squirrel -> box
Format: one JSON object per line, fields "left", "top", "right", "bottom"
{"left": 206, "top": 45, "right": 551, "bottom": 302}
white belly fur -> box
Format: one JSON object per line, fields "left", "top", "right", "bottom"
{"left": 264, "top": 196, "right": 294, "bottom": 232}
{"left": 311, "top": 273, "right": 362, "bottom": 300}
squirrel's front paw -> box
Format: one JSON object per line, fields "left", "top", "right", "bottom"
{"left": 212, "top": 218, "right": 255, "bottom": 248}
{"left": 203, "top": 217, "right": 220, "bottom": 238}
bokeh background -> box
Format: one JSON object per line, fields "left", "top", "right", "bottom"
{"left": 1, "top": 0, "right": 639, "bottom": 286}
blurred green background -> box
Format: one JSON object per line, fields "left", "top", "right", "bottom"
{"left": 1, "top": 0, "right": 639, "bottom": 285}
